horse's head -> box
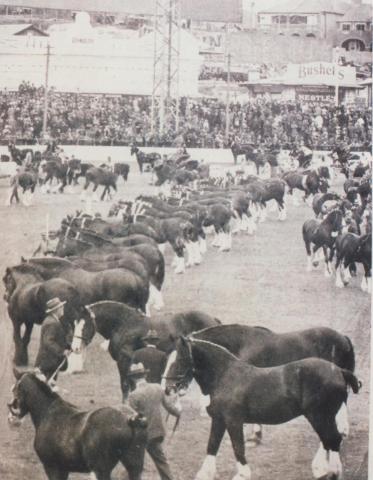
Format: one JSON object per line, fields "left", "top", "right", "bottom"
{"left": 70, "top": 315, "right": 94, "bottom": 354}
{"left": 162, "top": 337, "right": 194, "bottom": 394}
{"left": 327, "top": 209, "right": 345, "bottom": 236}
{"left": 8, "top": 370, "right": 57, "bottom": 426}
{"left": 3, "top": 267, "right": 16, "bottom": 301}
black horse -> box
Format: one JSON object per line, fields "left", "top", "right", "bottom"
{"left": 283, "top": 170, "right": 328, "bottom": 204}
{"left": 3, "top": 266, "right": 81, "bottom": 366}
{"left": 312, "top": 192, "right": 341, "bottom": 217}
{"left": 163, "top": 322, "right": 356, "bottom": 442}
{"left": 130, "top": 145, "right": 161, "bottom": 173}
{"left": 165, "top": 337, "right": 360, "bottom": 480}
{"left": 79, "top": 302, "right": 220, "bottom": 399}
{"left": 8, "top": 371, "right": 147, "bottom": 480}
{"left": 302, "top": 209, "right": 345, "bottom": 276}
{"left": 8, "top": 143, "right": 34, "bottom": 165}
{"left": 5, "top": 262, "right": 149, "bottom": 315}
{"left": 335, "top": 232, "right": 372, "bottom": 292}
{"left": 114, "top": 162, "right": 130, "bottom": 182}
{"left": 82, "top": 167, "right": 118, "bottom": 201}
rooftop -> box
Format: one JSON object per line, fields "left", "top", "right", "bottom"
{"left": 0, "top": 0, "right": 242, "bottom": 22}
{"left": 338, "top": 3, "right": 372, "bottom": 22}
{"left": 258, "top": 0, "right": 350, "bottom": 14}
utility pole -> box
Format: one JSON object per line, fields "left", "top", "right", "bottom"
{"left": 42, "top": 43, "right": 50, "bottom": 140}
{"left": 225, "top": 24, "right": 231, "bottom": 142}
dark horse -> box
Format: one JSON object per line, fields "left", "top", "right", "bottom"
{"left": 79, "top": 302, "right": 220, "bottom": 399}
{"left": 165, "top": 337, "right": 360, "bottom": 480}
{"left": 335, "top": 232, "right": 372, "bottom": 293}
{"left": 130, "top": 145, "right": 161, "bottom": 173}
{"left": 82, "top": 167, "right": 118, "bottom": 201}
{"left": 163, "top": 323, "right": 355, "bottom": 443}
{"left": 5, "top": 262, "right": 149, "bottom": 314}
{"left": 3, "top": 265, "right": 81, "bottom": 366}
{"left": 8, "top": 371, "right": 147, "bottom": 480}
{"left": 302, "top": 209, "right": 345, "bottom": 276}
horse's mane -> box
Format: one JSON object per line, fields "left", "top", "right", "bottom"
{"left": 9, "top": 263, "right": 41, "bottom": 275}
{"left": 87, "top": 300, "right": 143, "bottom": 316}
{"left": 79, "top": 228, "right": 113, "bottom": 244}
{"left": 28, "top": 257, "right": 76, "bottom": 267}
{"left": 193, "top": 323, "right": 272, "bottom": 336}
{"left": 190, "top": 338, "right": 240, "bottom": 361}
{"left": 22, "top": 373, "right": 59, "bottom": 400}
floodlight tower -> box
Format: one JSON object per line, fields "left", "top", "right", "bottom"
{"left": 151, "top": 0, "right": 181, "bottom": 137}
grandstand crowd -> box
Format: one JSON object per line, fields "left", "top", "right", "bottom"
{"left": 0, "top": 81, "right": 371, "bottom": 149}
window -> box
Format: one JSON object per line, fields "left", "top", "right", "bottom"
{"left": 342, "top": 24, "right": 350, "bottom": 31}
{"left": 356, "top": 24, "right": 365, "bottom": 31}
{"left": 289, "top": 15, "right": 307, "bottom": 24}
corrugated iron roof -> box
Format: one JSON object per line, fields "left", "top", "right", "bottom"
{"left": 0, "top": 0, "right": 242, "bottom": 22}
{"left": 0, "top": 23, "right": 48, "bottom": 35}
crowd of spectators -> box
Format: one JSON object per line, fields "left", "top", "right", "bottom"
{"left": 0, "top": 81, "right": 371, "bottom": 150}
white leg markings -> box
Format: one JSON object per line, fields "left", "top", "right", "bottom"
{"left": 336, "top": 402, "right": 349, "bottom": 437}
{"left": 195, "top": 455, "right": 217, "bottom": 480}
{"left": 232, "top": 462, "right": 251, "bottom": 480}
{"left": 311, "top": 443, "right": 329, "bottom": 479}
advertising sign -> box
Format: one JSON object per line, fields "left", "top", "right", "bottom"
{"left": 286, "top": 62, "right": 356, "bottom": 85}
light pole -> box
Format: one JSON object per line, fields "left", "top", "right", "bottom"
{"left": 334, "top": 46, "right": 340, "bottom": 107}
{"left": 42, "top": 43, "right": 50, "bottom": 140}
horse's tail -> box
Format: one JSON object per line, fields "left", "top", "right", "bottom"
{"left": 137, "top": 154, "right": 143, "bottom": 173}
{"left": 341, "top": 335, "right": 356, "bottom": 373}
{"left": 341, "top": 368, "right": 361, "bottom": 394}
{"left": 154, "top": 252, "right": 165, "bottom": 290}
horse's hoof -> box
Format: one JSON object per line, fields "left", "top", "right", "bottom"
{"left": 312, "top": 261, "right": 319, "bottom": 267}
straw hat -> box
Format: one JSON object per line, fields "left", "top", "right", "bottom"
{"left": 127, "top": 363, "right": 148, "bottom": 377}
{"left": 45, "top": 297, "right": 66, "bottom": 314}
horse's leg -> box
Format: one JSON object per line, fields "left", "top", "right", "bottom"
{"left": 100, "top": 186, "right": 107, "bottom": 202}
{"left": 12, "top": 321, "right": 28, "bottom": 366}
{"left": 277, "top": 198, "right": 287, "bottom": 221}
{"left": 335, "top": 253, "right": 345, "bottom": 288}
{"left": 21, "top": 322, "right": 34, "bottom": 363}
{"left": 258, "top": 202, "right": 267, "bottom": 223}
{"left": 43, "top": 466, "right": 68, "bottom": 480}
{"left": 361, "top": 263, "right": 371, "bottom": 293}
{"left": 226, "top": 421, "right": 252, "bottom": 480}
{"left": 199, "top": 230, "right": 207, "bottom": 254}
{"left": 306, "top": 411, "right": 343, "bottom": 479}
{"left": 174, "top": 253, "right": 186, "bottom": 274}
{"left": 323, "top": 245, "right": 332, "bottom": 278}
{"left": 195, "top": 416, "right": 226, "bottom": 480}
{"left": 80, "top": 179, "right": 90, "bottom": 201}
{"left": 220, "top": 223, "right": 231, "bottom": 252}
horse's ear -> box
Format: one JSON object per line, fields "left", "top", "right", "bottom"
{"left": 13, "top": 366, "right": 23, "bottom": 380}
{"left": 20, "top": 256, "right": 26, "bottom": 263}
{"left": 180, "top": 336, "right": 188, "bottom": 346}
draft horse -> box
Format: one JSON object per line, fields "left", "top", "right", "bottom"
{"left": 165, "top": 337, "right": 360, "bottom": 480}
{"left": 8, "top": 371, "right": 147, "bottom": 480}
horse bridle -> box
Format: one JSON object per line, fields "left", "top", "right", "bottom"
{"left": 162, "top": 339, "right": 195, "bottom": 391}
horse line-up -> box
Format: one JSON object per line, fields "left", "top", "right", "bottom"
{"left": 3, "top": 142, "right": 371, "bottom": 480}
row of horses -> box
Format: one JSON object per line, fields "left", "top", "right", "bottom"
{"left": 301, "top": 170, "right": 372, "bottom": 292}
{"left": 4, "top": 146, "right": 368, "bottom": 480}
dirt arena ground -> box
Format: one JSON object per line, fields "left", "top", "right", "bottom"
{"left": 0, "top": 163, "right": 370, "bottom": 480}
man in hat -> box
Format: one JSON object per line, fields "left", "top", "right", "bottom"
{"left": 128, "top": 362, "right": 181, "bottom": 480}
{"left": 131, "top": 330, "right": 167, "bottom": 384}
{"left": 35, "top": 297, "right": 72, "bottom": 382}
